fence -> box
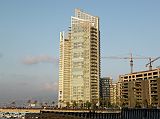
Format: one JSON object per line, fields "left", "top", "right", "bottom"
{"left": 25, "top": 108, "right": 160, "bottom": 119}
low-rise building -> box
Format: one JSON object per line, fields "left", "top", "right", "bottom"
{"left": 100, "top": 77, "right": 118, "bottom": 107}
{"left": 100, "top": 77, "right": 112, "bottom": 100}
{"left": 110, "top": 83, "right": 117, "bottom": 106}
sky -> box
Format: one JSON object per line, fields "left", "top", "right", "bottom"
{"left": 0, "top": 0, "right": 160, "bottom": 105}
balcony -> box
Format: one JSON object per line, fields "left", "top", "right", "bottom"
{"left": 150, "top": 84, "right": 157, "bottom": 87}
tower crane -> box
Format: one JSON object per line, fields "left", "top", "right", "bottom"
{"left": 101, "top": 53, "right": 152, "bottom": 73}
{"left": 145, "top": 57, "right": 160, "bottom": 70}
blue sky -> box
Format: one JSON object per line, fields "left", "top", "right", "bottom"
{"left": 0, "top": 0, "right": 160, "bottom": 105}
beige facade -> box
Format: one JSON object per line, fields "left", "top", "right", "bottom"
{"left": 58, "top": 9, "right": 100, "bottom": 107}
{"left": 119, "top": 68, "right": 160, "bottom": 107}
{"left": 116, "top": 81, "right": 121, "bottom": 107}
{"left": 110, "top": 83, "right": 117, "bottom": 106}
{"left": 58, "top": 32, "right": 71, "bottom": 107}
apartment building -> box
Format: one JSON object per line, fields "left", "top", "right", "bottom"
{"left": 100, "top": 77, "right": 112, "bottom": 100}
{"left": 116, "top": 80, "right": 121, "bottom": 107}
{"left": 58, "top": 32, "right": 71, "bottom": 107}
{"left": 58, "top": 9, "right": 100, "bottom": 107}
{"left": 110, "top": 83, "right": 117, "bottom": 106}
{"left": 100, "top": 77, "right": 118, "bottom": 107}
{"left": 119, "top": 68, "right": 160, "bottom": 107}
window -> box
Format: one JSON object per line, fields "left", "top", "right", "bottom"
{"left": 73, "top": 42, "right": 83, "bottom": 49}
{"left": 153, "top": 72, "right": 158, "bottom": 75}
{"left": 136, "top": 74, "right": 142, "bottom": 78}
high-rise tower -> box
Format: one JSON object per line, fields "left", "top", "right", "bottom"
{"left": 58, "top": 32, "right": 71, "bottom": 107}
{"left": 58, "top": 9, "right": 100, "bottom": 107}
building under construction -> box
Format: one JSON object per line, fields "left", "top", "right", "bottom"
{"left": 119, "top": 68, "right": 160, "bottom": 108}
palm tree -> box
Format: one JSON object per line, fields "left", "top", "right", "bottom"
{"left": 59, "top": 100, "right": 62, "bottom": 108}
{"left": 45, "top": 102, "right": 48, "bottom": 107}
{"left": 11, "top": 101, "right": 16, "bottom": 108}
{"left": 34, "top": 100, "right": 38, "bottom": 107}
{"left": 27, "top": 100, "right": 32, "bottom": 107}
{"left": 39, "top": 102, "right": 43, "bottom": 108}
{"left": 52, "top": 101, "right": 55, "bottom": 107}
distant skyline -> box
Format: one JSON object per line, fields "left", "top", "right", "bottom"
{"left": 0, "top": 0, "right": 160, "bottom": 104}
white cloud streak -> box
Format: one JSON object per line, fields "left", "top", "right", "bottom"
{"left": 42, "top": 82, "right": 58, "bottom": 92}
{"left": 22, "top": 55, "right": 58, "bottom": 65}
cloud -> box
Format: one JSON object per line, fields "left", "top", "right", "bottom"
{"left": 22, "top": 55, "right": 58, "bottom": 65}
{"left": 0, "top": 73, "right": 58, "bottom": 103}
{"left": 42, "top": 82, "right": 58, "bottom": 92}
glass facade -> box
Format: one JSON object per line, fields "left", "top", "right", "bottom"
{"left": 58, "top": 9, "right": 100, "bottom": 107}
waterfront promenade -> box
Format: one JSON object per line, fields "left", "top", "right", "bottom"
{"left": 0, "top": 108, "right": 120, "bottom": 113}
{"left": 0, "top": 108, "right": 40, "bottom": 113}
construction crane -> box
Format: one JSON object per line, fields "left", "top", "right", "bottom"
{"left": 101, "top": 53, "right": 151, "bottom": 73}
{"left": 146, "top": 57, "right": 160, "bottom": 70}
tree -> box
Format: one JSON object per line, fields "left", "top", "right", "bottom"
{"left": 99, "top": 98, "right": 103, "bottom": 108}
{"left": 72, "top": 101, "right": 77, "bottom": 108}
{"left": 107, "top": 101, "right": 112, "bottom": 108}
{"left": 143, "top": 99, "right": 148, "bottom": 108}
{"left": 66, "top": 102, "right": 70, "bottom": 108}
{"left": 79, "top": 100, "right": 83, "bottom": 109}
{"left": 121, "top": 95, "right": 128, "bottom": 108}
{"left": 151, "top": 96, "right": 158, "bottom": 107}
{"left": 59, "top": 100, "right": 62, "bottom": 108}
{"left": 85, "top": 101, "right": 91, "bottom": 109}
{"left": 27, "top": 100, "right": 32, "bottom": 107}
{"left": 11, "top": 101, "right": 16, "bottom": 108}
{"left": 52, "top": 101, "right": 55, "bottom": 107}
{"left": 101, "top": 98, "right": 110, "bottom": 108}
{"left": 91, "top": 101, "right": 97, "bottom": 110}
{"left": 39, "top": 102, "right": 43, "bottom": 108}
{"left": 45, "top": 102, "right": 48, "bottom": 107}
{"left": 135, "top": 101, "right": 141, "bottom": 108}
{"left": 34, "top": 100, "right": 38, "bottom": 106}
